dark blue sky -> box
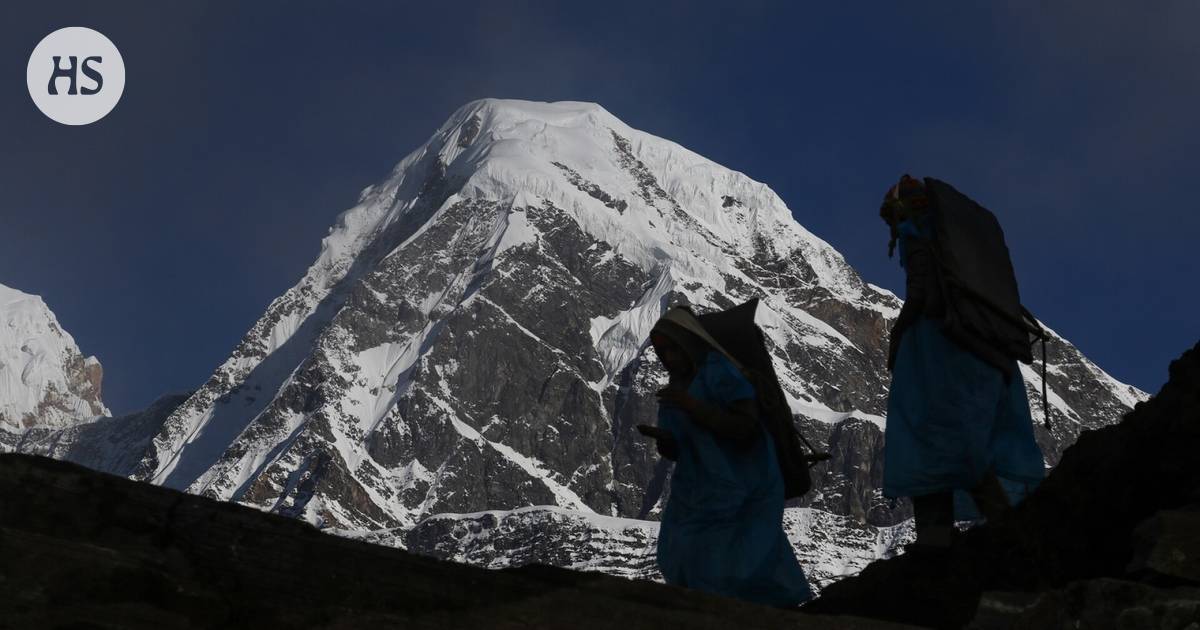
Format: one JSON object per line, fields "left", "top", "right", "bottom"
{"left": 2, "top": 2, "right": 1196, "bottom": 414}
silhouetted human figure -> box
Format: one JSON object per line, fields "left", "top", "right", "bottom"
{"left": 637, "top": 307, "right": 813, "bottom": 607}
{"left": 879, "top": 175, "right": 1045, "bottom": 550}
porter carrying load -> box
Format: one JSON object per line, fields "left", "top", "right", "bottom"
{"left": 659, "top": 299, "right": 829, "bottom": 499}
{"left": 885, "top": 176, "right": 1053, "bottom": 427}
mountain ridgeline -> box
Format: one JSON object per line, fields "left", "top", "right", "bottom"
{"left": 1, "top": 100, "right": 1147, "bottom": 589}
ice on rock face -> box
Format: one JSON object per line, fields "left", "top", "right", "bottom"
{"left": 0, "top": 283, "right": 108, "bottom": 433}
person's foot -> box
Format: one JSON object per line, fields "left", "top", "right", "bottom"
{"left": 913, "top": 523, "right": 954, "bottom": 547}
{"left": 971, "top": 471, "right": 1013, "bottom": 521}
{"left": 903, "top": 527, "right": 961, "bottom": 558}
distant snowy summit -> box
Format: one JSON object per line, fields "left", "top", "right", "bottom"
{"left": 0, "top": 283, "right": 107, "bottom": 433}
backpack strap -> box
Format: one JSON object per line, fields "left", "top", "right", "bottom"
{"left": 747, "top": 355, "right": 831, "bottom": 467}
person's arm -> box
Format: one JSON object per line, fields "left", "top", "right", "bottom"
{"left": 636, "top": 424, "right": 679, "bottom": 460}
{"left": 888, "top": 236, "right": 934, "bottom": 370}
{"left": 658, "top": 389, "right": 758, "bottom": 446}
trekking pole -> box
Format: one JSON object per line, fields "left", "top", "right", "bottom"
{"left": 1019, "top": 306, "right": 1052, "bottom": 430}
{"left": 1041, "top": 336, "right": 1051, "bottom": 429}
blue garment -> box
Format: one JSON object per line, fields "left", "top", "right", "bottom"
{"left": 883, "top": 219, "right": 1045, "bottom": 516}
{"left": 656, "top": 351, "right": 813, "bottom": 607}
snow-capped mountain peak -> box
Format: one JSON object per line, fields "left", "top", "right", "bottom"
{"left": 0, "top": 283, "right": 107, "bottom": 431}
{"left": 35, "top": 98, "right": 1138, "bottom": 592}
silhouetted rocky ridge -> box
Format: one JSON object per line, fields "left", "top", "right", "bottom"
{"left": 807, "top": 340, "right": 1200, "bottom": 629}
{"left": 0, "top": 454, "right": 905, "bottom": 629}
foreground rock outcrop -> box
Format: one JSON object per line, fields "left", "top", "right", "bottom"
{"left": 0, "top": 453, "right": 907, "bottom": 629}
{"left": 807, "top": 340, "right": 1200, "bottom": 629}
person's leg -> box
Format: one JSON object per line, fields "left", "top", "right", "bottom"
{"left": 969, "top": 470, "right": 1010, "bottom": 522}
{"left": 911, "top": 491, "right": 954, "bottom": 547}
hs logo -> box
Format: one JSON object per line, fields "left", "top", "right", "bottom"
{"left": 47, "top": 54, "right": 105, "bottom": 96}
{"left": 27, "top": 27, "right": 125, "bottom": 125}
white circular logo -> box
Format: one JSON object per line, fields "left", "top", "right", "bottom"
{"left": 27, "top": 27, "right": 125, "bottom": 126}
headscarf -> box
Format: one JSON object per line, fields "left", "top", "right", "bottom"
{"left": 650, "top": 306, "right": 745, "bottom": 385}
{"left": 879, "top": 174, "right": 930, "bottom": 258}
{"left": 650, "top": 320, "right": 709, "bottom": 383}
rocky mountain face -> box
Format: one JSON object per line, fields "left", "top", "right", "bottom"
{"left": 7, "top": 100, "right": 1147, "bottom": 591}
{"left": 0, "top": 283, "right": 107, "bottom": 441}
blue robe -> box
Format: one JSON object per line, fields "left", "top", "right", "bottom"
{"left": 656, "top": 351, "right": 813, "bottom": 607}
{"left": 883, "top": 218, "right": 1045, "bottom": 515}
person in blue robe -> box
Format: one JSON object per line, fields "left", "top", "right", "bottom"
{"left": 879, "top": 176, "right": 1045, "bottom": 549}
{"left": 637, "top": 308, "right": 814, "bottom": 607}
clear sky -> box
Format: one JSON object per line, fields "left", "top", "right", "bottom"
{"left": 2, "top": 2, "right": 1196, "bottom": 415}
